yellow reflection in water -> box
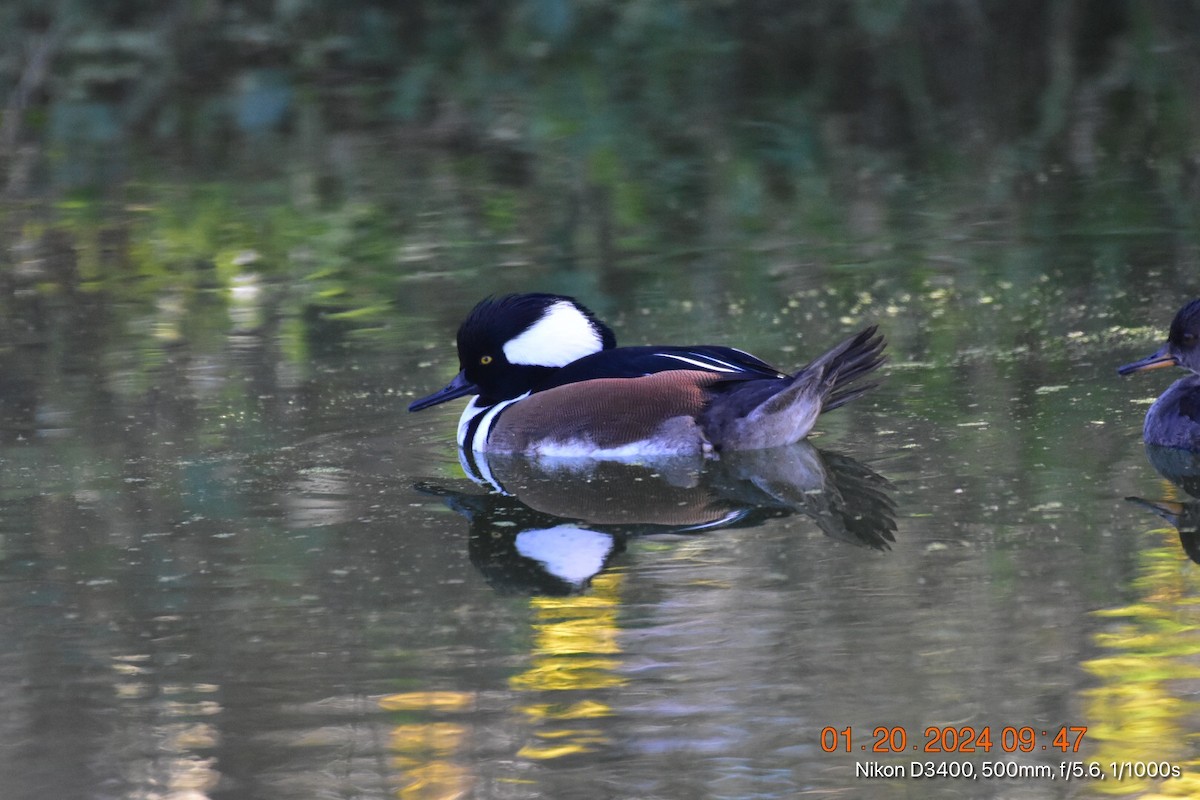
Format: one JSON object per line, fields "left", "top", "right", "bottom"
{"left": 379, "top": 692, "right": 475, "bottom": 800}
{"left": 1082, "top": 507, "right": 1200, "bottom": 798}
{"left": 510, "top": 572, "right": 625, "bottom": 760}
{"left": 379, "top": 691, "right": 474, "bottom": 712}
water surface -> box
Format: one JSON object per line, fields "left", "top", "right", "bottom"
{"left": 2, "top": 246, "right": 1199, "bottom": 799}
{"left": 5, "top": 4, "right": 1200, "bottom": 796}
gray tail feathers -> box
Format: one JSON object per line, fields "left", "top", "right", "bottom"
{"left": 803, "top": 325, "right": 887, "bottom": 413}
{"left": 701, "top": 326, "right": 885, "bottom": 451}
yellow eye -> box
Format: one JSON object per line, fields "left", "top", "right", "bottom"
{"left": 480, "top": 355, "right": 493, "bottom": 365}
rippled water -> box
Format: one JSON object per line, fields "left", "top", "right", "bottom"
{"left": 4, "top": 251, "right": 1200, "bottom": 800}
{"left": 8, "top": 3, "right": 1200, "bottom": 794}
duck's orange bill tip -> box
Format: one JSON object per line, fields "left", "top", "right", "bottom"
{"left": 1117, "top": 354, "right": 1178, "bottom": 375}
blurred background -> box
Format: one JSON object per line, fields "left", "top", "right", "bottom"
{"left": 2, "top": 1, "right": 1198, "bottom": 340}
{"left": 4, "top": 3, "right": 1200, "bottom": 799}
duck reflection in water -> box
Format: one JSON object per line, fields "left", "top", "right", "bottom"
{"left": 1126, "top": 446, "right": 1200, "bottom": 565}
{"left": 418, "top": 442, "right": 896, "bottom": 595}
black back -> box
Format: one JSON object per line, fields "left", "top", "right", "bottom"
{"left": 537, "top": 345, "right": 786, "bottom": 392}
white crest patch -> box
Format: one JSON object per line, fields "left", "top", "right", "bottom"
{"left": 502, "top": 300, "right": 604, "bottom": 367}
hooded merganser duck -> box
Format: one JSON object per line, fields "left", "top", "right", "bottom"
{"left": 1119, "top": 298, "right": 1200, "bottom": 449}
{"left": 409, "top": 293, "right": 885, "bottom": 457}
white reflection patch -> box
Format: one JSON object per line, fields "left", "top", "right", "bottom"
{"left": 514, "top": 526, "right": 615, "bottom": 586}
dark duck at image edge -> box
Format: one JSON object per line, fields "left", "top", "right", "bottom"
{"left": 409, "top": 293, "right": 886, "bottom": 457}
{"left": 1119, "top": 298, "right": 1200, "bottom": 450}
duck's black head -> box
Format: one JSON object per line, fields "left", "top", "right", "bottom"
{"left": 410, "top": 293, "right": 617, "bottom": 410}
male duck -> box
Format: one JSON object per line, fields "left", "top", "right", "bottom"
{"left": 410, "top": 293, "right": 885, "bottom": 457}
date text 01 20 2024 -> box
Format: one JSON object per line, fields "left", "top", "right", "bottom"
{"left": 821, "top": 725, "right": 1086, "bottom": 755}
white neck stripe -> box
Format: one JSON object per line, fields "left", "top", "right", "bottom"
{"left": 457, "top": 393, "right": 528, "bottom": 451}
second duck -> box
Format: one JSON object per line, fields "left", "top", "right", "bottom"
{"left": 1120, "top": 298, "right": 1200, "bottom": 450}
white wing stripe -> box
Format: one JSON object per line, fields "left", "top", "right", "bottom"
{"left": 657, "top": 353, "right": 743, "bottom": 373}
